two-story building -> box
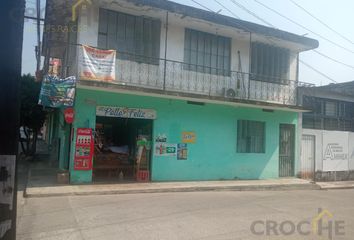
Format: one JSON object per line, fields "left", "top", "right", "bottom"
{"left": 298, "top": 82, "right": 354, "bottom": 181}
{"left": 42, "top": 0, "right": 318, "bottom": 184}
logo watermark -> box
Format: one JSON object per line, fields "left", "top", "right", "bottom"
{"left": 250, "top": 208, "right": 345, "bottom": 239}
{"left": 11, "top": 0, "right": 93, "bottom": 33}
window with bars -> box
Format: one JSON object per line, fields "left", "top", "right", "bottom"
{"left": 237, "top": 120, "right": 265, "bottom": 153}
{"left": 184, "top": 29, "right": 231, "bottom": 76}
{"left": 97, "top": 8, "right": 161, "bottom": 65}
{"left": 302, "top": 96, "right": 354, "bottom": 131}
{"left": 251, "top": 42, "right": 290, "bottom": 84}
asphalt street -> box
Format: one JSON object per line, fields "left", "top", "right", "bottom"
{"left": 16, "top": 189, "right": 354, "bottom": 240}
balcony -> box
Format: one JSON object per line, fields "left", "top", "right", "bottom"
{"left": 73, "top": 52, "right": 311, "bottom": 107}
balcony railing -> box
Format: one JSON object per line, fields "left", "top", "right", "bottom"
{"left": 74, "top": 51, "right": 309, "bottom": 106}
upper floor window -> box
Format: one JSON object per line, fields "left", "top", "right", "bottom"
{"left": 302, "top": 96, "right": 354, "bottom": 131}
{"left": 184, "top": 29, "right": 231, "bottom": 76}
{"left": 251, "top": 42, "right": 290, "bottom": 84}
{"left": 98, "top": 9, "right": 161, "bottom": 64}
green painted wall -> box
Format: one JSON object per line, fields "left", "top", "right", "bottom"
{"left": 69, "top": 88, "right": 298, "bottom": 183}
{"left": 57, "top": 110, "right": 71, "bottom": 170}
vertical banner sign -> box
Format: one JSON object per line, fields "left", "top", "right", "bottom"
{"left": 74, "top": 128, "right": 94, "bottom": 170}
{"left": 79, "top": 45, "right": 116, "bottom": 82}
{"left": 322, "top": 131, "right": 349, "bottom": 172}
{"left": 177, "top": 144, "right": 188, "bottom": 160}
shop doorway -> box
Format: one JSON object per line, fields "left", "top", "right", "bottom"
{"left": 93, "top": 116, "right": 153, "bottom": 182}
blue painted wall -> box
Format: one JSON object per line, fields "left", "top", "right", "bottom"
{"left": 69, "top": 88, "right": 298, "bottom": 183}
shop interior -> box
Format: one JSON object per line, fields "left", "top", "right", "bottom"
{"left": 94, "top": 116, "right": 152, "bottom": 182}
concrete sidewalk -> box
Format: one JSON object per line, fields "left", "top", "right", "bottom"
{"left": 24, "top": 178, "right": 320, "bottom": 198}
{"left": 316, "top": 181, "right": 354, "bottom": 190}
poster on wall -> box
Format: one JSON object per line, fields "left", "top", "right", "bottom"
{"left": 0, "top": 155, "right": 16, "bottom": 210}
{"left": 322, "top": 131, "right": 349, "bottom": 172}
{"left": 155, "top": 143, "right": 177, "bottom": 157}
{"left": 74, "top": 128, "right": 94, "bottom": 170}
{"left": 38, "top": 75, "right": 76, "bottom": 108}
{"left": 97, "top": 106, "right": 157, "bottom": 119}
{"left": 177, "top": 144, "right": 188, "bottom": 160}
{"left": 182, "top": 132, "right": 196, "bottom": 143}
{"left": 79, "top": 45, "right": 116, "bottom": 82}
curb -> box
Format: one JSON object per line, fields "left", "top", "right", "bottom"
{"left": 24, "top": 183, "right": 321, "bottom": 198}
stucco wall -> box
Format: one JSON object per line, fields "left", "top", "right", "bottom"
{"left": 302, "top": 129, "right": 354, "bottom": 173}
{"left": 69, "top": 88, "right": 298, "bottom": 183}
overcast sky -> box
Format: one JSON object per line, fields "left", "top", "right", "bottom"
{"left": 22, "top": 0, "right": 354, "bottom": 85}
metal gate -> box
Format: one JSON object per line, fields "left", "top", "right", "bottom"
{"left": 279, "top": 124, "right": 295, "bottom": 177}
{"left": 300, "top": 135, "right": 315, "bottom": 179}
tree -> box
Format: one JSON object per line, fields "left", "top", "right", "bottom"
{"left": 19, "top": 74, "right": 47, "bottom": 157}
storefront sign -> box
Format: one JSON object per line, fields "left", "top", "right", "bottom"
{"left": 177, "top": 143, "right": 188, "bottom": 160}
{"left": 182, "top": 131, "right": 196, "bottom": 143}
{"left": 322, "top": 131, "right": 349, "bottom": 171}
{"left": 96, "top": 106, "right": 157, "bottom": 119}
{"left": 64, "top": 108, "right": 75, "bottom": 124}
{"left": 74, "top": 128, "right": 94, "bottom": 170}
{"left": 155, "top": 143, "right": 177, "bottom": 157}
{"left": 38, "top": 75, "right": 76, "bottom": 108}
{"left": 79, "top": 45, "right": 116, "bottom": 82}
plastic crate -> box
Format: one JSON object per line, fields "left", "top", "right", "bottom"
{"left": 136, "top": 170, "right": 150, "bottom": 182}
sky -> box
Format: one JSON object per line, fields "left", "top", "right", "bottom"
{"left": 22, "top": 0, "right": 354, "bottom": 86}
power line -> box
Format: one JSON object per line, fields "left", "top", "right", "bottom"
{"left": 228, "top": 0, "right": 276, "bottom": 28}
{"left": 201, "top": 0, "right": 338, "bottom": 83}
{"left": 190, "top": 0, "right": 215, "bottom": 13}
{"left": 223, "top": 0, "right": 354, "bottom": 71}
{"left": 253, "top": 0, "right": 354, "bottom": 55}
{"left": 300, "top": 61, "right": 337, "bottom": 83}
{"left": 288, "top": 0, "right": 353, "bottom": 45}
{"left": 313, "top": 50, "right": 354, "bottom": 70}
{"left": 214, "top": 0, "right": 240, "bottom": 19}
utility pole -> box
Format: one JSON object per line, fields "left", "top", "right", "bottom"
{"left": 0, "top": 0, "right": 25, "bottom": 239}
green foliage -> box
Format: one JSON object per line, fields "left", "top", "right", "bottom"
{"left": 20, "top": 74, "right": 46, "bottom": 131}
{"left": 20, "top": 74, "right": 47, "bottom": 156}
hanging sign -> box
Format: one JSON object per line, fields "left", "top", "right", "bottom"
{"left": 64, "top": 108, "right": 75, "bottom": 124}
{"left": 182, "top": 131, "right": 196, "bottom": 143}
{"left": 79, "top": 45, "right": 116, "bottom": 82}
{"left": 96, "top": 106, "right": 157, "bottom": 119}
{"left": 38, "top": 75, "right": 76, "bottom": 108}
{"left": 74, "top": 128, "right": 94, "bottom": 171}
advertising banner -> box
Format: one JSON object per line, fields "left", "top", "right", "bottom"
{"left": 38, "top": 75, "right": 76, "bottom": 108}
{"left": 322, "top": 131, "right": 349, "bottom": 171}
{"left": 74, "top": 128, "right": 94, "bottom": 171}
{"left": 79, "top": 45, "right": 116, "bottom": 82}
{"left": 155, "top": 143, "right": 177, "bottom": 157}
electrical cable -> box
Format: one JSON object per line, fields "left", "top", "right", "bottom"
{"left": 288, "top": 0, "right": 353, "bottom": 45}
{"left": 253, "top": 0, "right": 354, "bottom": 55}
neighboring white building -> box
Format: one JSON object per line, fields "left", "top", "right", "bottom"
{"left": 298, "top": 82, "right": 354, "bottom": 181}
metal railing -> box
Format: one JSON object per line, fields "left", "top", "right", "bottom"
{"left": 75, "top": 51, "right": 306, "bottom": 106}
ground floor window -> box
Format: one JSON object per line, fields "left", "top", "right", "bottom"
{"left": 237, "top": 120, "right": 265, "bottom": 153}
{"left": 93, "top": 116, "right": 152, "bottom": 182}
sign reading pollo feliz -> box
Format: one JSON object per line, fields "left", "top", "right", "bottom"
{"left": 96, "top": 106, "right": 157, "bottom": 119}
